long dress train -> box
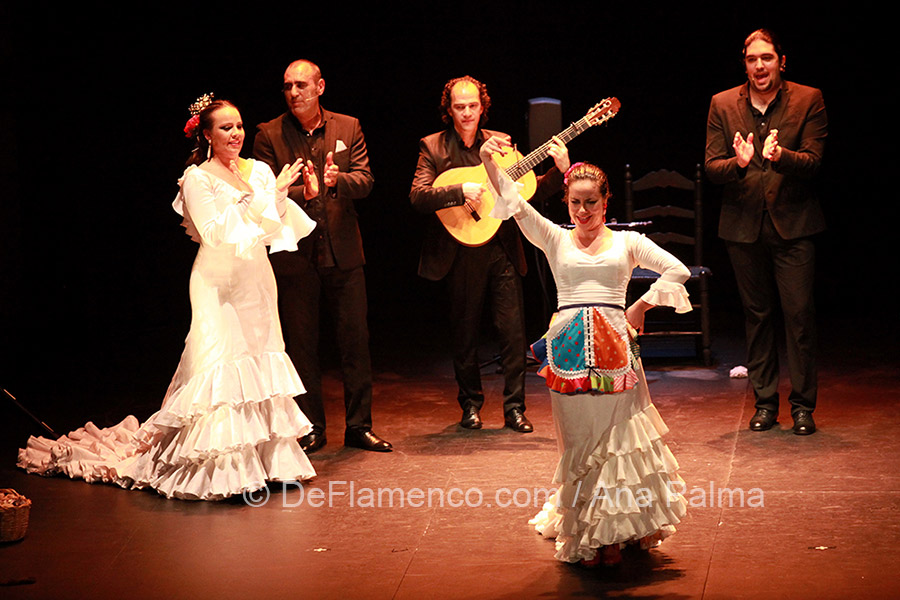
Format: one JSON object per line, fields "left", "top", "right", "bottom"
{"left": 18, "top": 160, "right": 318, "bottom": 500}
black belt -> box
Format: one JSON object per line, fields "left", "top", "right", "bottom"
{"left": 557, "top": 302, "right": 624, "bottom": 311}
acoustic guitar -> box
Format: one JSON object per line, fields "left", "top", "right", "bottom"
{"left": 434, "top": 98, "right": 621, "bottom": 246}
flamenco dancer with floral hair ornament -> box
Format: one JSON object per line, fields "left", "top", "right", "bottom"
{"left": 480, "top": 134, "right": 690, "bottom": 566}
{"left": 18, "top": 94, "right": 319, "bottom": 500}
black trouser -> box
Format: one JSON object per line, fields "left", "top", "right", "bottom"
{"left": 275, "top": 257, "right": 373, "bottom": 433}
{"left": 447, "top": 240, "right": 526, "bottom": 415}
{"left": 726, "top": 213, "right": 817, "bottom": 415}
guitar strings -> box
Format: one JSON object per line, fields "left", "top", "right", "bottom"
{"left": 506, "top": 117, "right": 586, "bottom": 177}
{"left": 503, "top": 101, "right": 616, "bottom": 178}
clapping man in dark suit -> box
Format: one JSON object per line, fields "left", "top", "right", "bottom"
{"left": 254, "top": 59, "right": 391, "bottom": 453}
{"left": 705, "top": 30, "right": 827, "bottom": 435}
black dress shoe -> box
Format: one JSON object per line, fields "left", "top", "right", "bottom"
{"left": 504, "top": 408, "right": 534, "bottom": 433}
{"left": 460, "top": 406, "right": 482, "bottom": 429}
{"left": 749, "top": 408, "right": 778, "bottom": 431}
{"left": 299, "top": 430, "right": 327, "bottom": 454}
{"left": 344, "top": 428, "right": 393, "bottom": 452}
{"left": 792, "top": 411, "right": 816, "bottom": 435}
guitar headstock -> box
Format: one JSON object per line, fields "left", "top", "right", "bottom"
{"left": 584, "top": 98, "right": 621, "bottom": 127}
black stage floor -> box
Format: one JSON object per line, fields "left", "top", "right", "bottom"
{"left": 1, "top": 314, "right": 898, "bottom": 599}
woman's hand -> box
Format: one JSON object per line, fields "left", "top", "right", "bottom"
{"left": 547, "top": 135, "right": 570, "bottom": 173}
{"left": 276, "top": 158, "right": 319, "bottom": 200}
{"left": 479, "top": 135, "right": 513, "bottom": 194}
{"left": 229, "top": 160, "right": 248, "bottom": 184}
{"left": 479, "top": 135, "right": 513, "bottom": 162}
{"left": 625, "top": 299, "right": 653, "bottom": 333}
{"left": 276, "top": 158, "right": 305, "bottom": 193}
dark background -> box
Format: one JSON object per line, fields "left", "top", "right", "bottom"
{"left": 1, "top": 5, "right": 891, "bottom": 439}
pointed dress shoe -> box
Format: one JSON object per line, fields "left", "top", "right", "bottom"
{"left": 749, "top": 408, "right": 778, "bottom": 431}
{"left": 344, "top": 428, "right": 393, "bottom": 452}
{"left": 299, "top": 430, "right": 327, "bottom": 454}
{"left": 792, "top": 411, "right": 816, "bottom": 435}
{"left": 460, "top": 406, "right": 483, "bottom": 429}
{"left": 504, "top": 408, "right": 534, "bottom": 433}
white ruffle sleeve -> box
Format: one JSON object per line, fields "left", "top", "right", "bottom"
{"left": 267, "top": 193, "right": 316, "bottom": 254}
{"left": 255, "top": 164, "right": 316, "bottom": 253}
{"left": 627, "top": 231, "right": 693, "bottom": 314}
{"left": 173, "top": 162, "right": 315, "bottom": 257}
{"left": 487, "top": 175, "right": 526, "bottom": 220}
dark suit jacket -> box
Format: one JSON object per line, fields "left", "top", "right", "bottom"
{"left": 253, "top": 109, "right": 374, "bottom": 270}
{"left": 409, "top": 128, "right": 563, "bottom": 281}
{"left": 705, "top": 81, "right": 827, "bottom": 243}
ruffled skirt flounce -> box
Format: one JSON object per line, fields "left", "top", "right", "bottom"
{"left": 17, "top": 351, "right": 315, "bottom": 501}
{"left": 529, "top": 367, "right": 686, "bottom": 563}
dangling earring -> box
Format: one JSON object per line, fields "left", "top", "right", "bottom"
{"left": 205, "top": 138, "right": 212, "bottom": 160}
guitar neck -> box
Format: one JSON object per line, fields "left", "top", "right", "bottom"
{"left": 504, "top": 115, "right": 593, "bottom": 181}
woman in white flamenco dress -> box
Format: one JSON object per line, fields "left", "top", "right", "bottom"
{"left": 18, "top": 98, "right": 319, "bottom": 500}
{"left": 480, "top": 136, "right": 690, "bottom": 565}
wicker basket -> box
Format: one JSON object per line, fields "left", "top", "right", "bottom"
{"left": 0, "top": 489, "right": 31, "bottom": 542}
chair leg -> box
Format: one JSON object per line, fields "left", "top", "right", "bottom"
{"left": 700, "top": 273, "right": 712, "bottom": 365}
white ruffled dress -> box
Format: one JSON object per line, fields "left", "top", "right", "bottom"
{"left": 18, "top": 160, "right": 318, "bottom": 500}
{"left": 491, "top": 177, "right": 691, "bottom": 563}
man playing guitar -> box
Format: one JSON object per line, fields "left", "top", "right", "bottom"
{"left": 410, "top": 75, "right": 569, "bottom": 433}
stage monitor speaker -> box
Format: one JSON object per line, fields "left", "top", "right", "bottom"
{"left": 527, "top": 97, "right": 562, "bottom": 153}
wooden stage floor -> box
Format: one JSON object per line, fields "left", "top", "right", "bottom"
{"left": 1, "top": 316, "right": 898, "bottom": 599}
